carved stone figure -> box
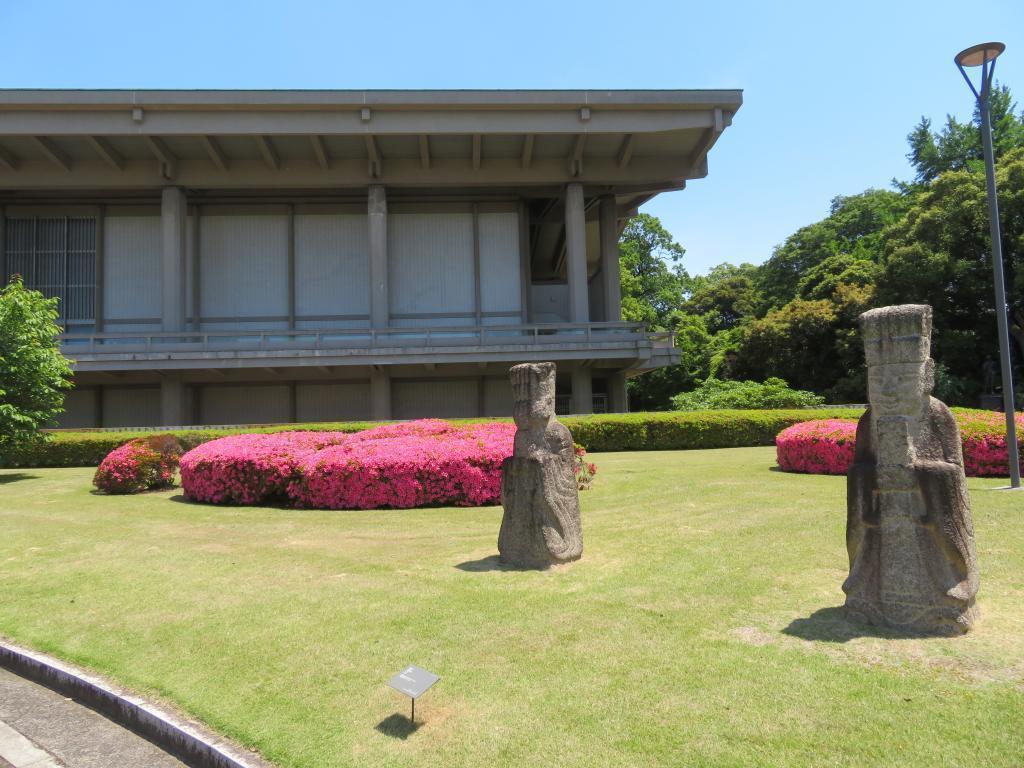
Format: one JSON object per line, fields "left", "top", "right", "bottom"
{"left": 845, "top": 305, "right": 979, "bottom": 635}
{"left": 498, "top": 362, "right": 583, "bottom": 568}
{"left": 982, "top": 355, "right": 998, "bottom": 394}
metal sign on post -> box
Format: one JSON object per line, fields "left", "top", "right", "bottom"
{"left": 386, "top": 665, "right": 440, "bottom": 723}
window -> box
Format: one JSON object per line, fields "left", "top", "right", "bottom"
{"left": 4, "top": 217, "right": 96, "bottom": 327}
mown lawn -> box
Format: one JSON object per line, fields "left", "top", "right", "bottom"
{"left": 1, "top": 448, "right": 1022, "bottom": 767}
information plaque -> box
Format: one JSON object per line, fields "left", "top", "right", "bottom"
{"left": 386, "top": 665, "right": 440, "bottom": 722}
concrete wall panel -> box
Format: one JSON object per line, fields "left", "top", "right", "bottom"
{"left": 479, "top": 212, "right": 520, "bottom": 314}
{"left": 389, "top": 213, "right": 474, "bottom": 323}
{"left": 295, "top": 213, "right": 369, "bottom": 319}
{"left": 103, "top": 387, "right": 161, "bottom": 428}
{"left": 296, "top": 382, "right": 371, "bottom": 422}
{"left": 200, "top": 214, "right": 288, "bottom": 326}
{"left": 393, "top": 379, "right": 478, "bottom": 419}
{"left": 103, "top": 216, "right": 160, "bottom": 320}
{"left": 483, "top": 377, "right": 513, "bottom": 416}
{"left": 56, "top": 388, "right": 98, "bottom": 428}
{"left": 200, "top": 384, "right": 291, "bottom": 425}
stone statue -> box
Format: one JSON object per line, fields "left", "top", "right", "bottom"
{"left": 982, "top": 355, "right": 998, "bottom": 394}
{"left": 498, "top": 362, "right": 583, "bottom": 568}
{"left": 845, "top": 305, "right": 979, "bottom": 635}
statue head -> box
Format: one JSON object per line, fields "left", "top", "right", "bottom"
{"left": 860, "top": 304, "right": 934, "bottom": 417}
{"left": 510, "top": 362, "right": 556, "bottom": 429}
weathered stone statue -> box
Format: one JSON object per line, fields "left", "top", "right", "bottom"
{"left": 498, "top": 362, "right": 583, "bottom": 568}
{"left": 845, "top": 304, "right": 979, "bottom": 635}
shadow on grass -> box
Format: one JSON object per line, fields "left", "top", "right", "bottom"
{"left": 0, "top": 472, "right": 40, "bottom": 485}
{"left": 783, "top": 606, "right": 947, "bottom": 642}
{"left": 375, "top": 713, "right": 420, "bottom": 740}
{"left": 454, "top": 554, "right": 524, "bottom": 572}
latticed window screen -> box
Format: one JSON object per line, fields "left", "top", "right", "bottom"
{"left": 4, "top": 217, "right": 96, "bottom": 325}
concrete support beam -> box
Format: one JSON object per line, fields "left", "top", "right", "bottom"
{"left": 571, "top": 367, "right": 593, "bottom": 415}
{"left": 608, "top": 371, "right": 628, "bottom": 413}
{"left": 160, "top": 378, "right": 186, "bottom": 427}
{"left": 599, "top": 195, "right": 622, "bottom": 321}
{"left": 370, "top": 368, "right": 391, "bottom": 421}
{"left": 368, "top": 185, "right": 388, "bottom": 329}
{"left": 160, "top": 187, "right": 187, "bottom": 332}
{"left": 564, "top": 182, "right": 589, "bottom": 323}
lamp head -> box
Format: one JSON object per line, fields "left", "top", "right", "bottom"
{"left": 955, "top": 42, "right": 1005, "bottom": 68}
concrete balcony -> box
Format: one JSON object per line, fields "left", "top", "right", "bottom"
{"left": 60, "top": 321, "right": 678, "bottom": 374}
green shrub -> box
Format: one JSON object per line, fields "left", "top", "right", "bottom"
{"left": 0, "top": 422, "right": 377, "bottom": 469}
{"left": 0, "top": 410, "right": 866, "bottom": 468}
{"left": 670, "top": 377, "right": 826, "bottom": 411}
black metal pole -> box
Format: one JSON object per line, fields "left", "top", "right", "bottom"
{"left": 411, "top": 697, "right": 415, "bottom": 723}
{"left": 977, "top": 59, "right": 1022, "bottom": 487}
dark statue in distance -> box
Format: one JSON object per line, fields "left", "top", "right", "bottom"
{"left": 498, "top": 362, "right": 583, "bottom": 568}
{"left": 845, "top": 304, "right": 979, "bottom": 635}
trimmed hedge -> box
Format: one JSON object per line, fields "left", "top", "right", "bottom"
{"left": 562, "top": 409, "right": 864, "bottom": 452}
{"left": 0, "top": 422, "right": 377, "bottom": 469}
{"left": 1, "top": 409, "right": 864, "bottom": 468}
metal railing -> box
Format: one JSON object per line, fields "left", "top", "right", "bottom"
{"left": 59, "top": 321, "right": 674, "bottom": 355}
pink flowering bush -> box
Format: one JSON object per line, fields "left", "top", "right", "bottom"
{"left": 776, "top": 410, "right": 1024, "bottom": 478}
{"left": 775, "top": 419, "right": 858, "bottom": 475}
{"left": 93, "top": 436, "right": 181, "bottom": 494}
{"left": 293, "top": 420, "right": 514, "bottom": 509}
{"left": 179, "top": 419, "right": 597, "bottom": 510}
{"left": 957, "top": 409, "right": 1024, "bottom": 477}
{"left": 179, "top": 431, "right": 343, "bottom": 504}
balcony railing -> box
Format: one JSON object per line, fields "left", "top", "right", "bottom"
{"left": 60, "top": 321, "right": 674, "bottom": 355}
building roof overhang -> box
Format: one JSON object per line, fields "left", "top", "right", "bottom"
{"left": 0, "top": 89, "right": 742, "bottom": 196}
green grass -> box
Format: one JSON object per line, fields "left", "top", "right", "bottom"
{"left": 0, "top": 449, "right": 1022, "bottom": 767}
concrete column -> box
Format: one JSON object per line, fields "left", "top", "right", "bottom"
{"left": 370, "top": 368, "right": 391, "bottom": 421}
{"left": 571, "top": 367, "right": 593, "bottom": 415}
{"left": 94, "top": 206, "right": 104, "bottom": 332}
{"left": 368, "top": 185, "right": 389, "bottom": 329}
{"left": 160, "top": 378, "right": 186, "bottom": 426}
{"left": 190, "top": 205, "right": 202, "bottom": 331}
{"left": 518, "top": 201, "right": 531, "bottom": 323}
{"left": 599, "top": 195, "right": 622, "bottom": 322}
{"left": 161, "top": 187, "right": 187, "bottom": 332}
{"left": 564, "top": 183, "right": 589, "bottom": 323}
{"left": 608, "top": 371, "right": 628, "bottom": 413}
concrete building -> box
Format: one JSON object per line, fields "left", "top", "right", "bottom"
{"left": 0, "top": 89, "right": 741, "bottom": 427}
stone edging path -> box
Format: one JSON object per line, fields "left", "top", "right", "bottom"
{"left": 0, "top": 639, "right": 274, "bottom": 768}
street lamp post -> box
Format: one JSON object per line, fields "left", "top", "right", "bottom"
{"left": 955, "top": 41, "right": 1021, "bottom": 488}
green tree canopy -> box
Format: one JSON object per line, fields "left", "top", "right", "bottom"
{"left": 756, "top": 189, "right": 907, "bottom": 310}
{"left": 907, "top": 85, "right": 1024, "bottom": 183}
{"left": 618, "top": 213, "right": 688, "bottom": 329}
{"left": 0, "top": 277, "right": 73, "bottom": 447}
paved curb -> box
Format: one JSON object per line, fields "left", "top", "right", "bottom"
{"left": 0, "top": 640, "right": 274, "bottom": 768}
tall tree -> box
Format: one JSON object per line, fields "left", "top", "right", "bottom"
{"left": 756, "top": 189, "right": 906, "bottom": 310}
{"left": 907, "top": 85, "right": 1024, "bottom": 183}
{"left": 0, "top": 277, "right": 73, "bottom": 446}
{"left": 877, "top": 146, "right": 1024, "bottom": 399}
{"left": 618, "top": 213, "right": 688, "bottom": 329}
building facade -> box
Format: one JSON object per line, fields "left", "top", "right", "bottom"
{"left": 0, "top": 89, "right": 740, "bottom": 427}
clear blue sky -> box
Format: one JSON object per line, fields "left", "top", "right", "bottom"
{"left": 1, "top": 0, "right": 1021, "bottom": 274}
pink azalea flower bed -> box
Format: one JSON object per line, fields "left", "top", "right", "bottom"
{"left": 776, "top": 411, "right": 1024, "bottom": 477}
{"left": 180, "top": 419, "right": 516, "bottom": 509}
{"left": 775, "top": 419, "right": 858, "bottom": 475}
{"left": 94, "top": 437, "right": 181, "bottom": 494}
